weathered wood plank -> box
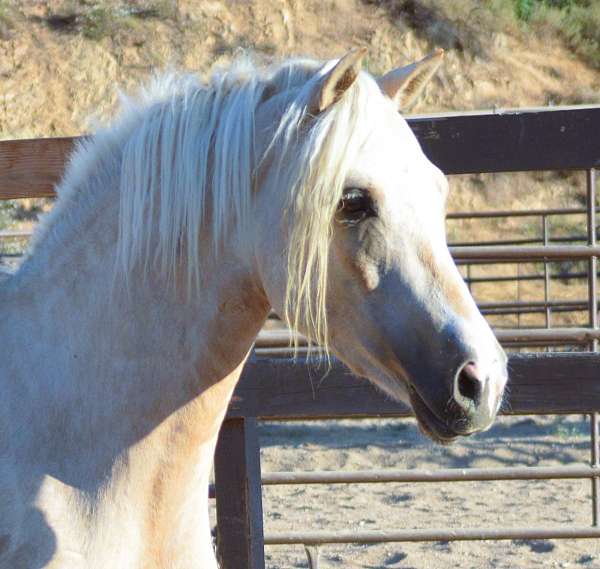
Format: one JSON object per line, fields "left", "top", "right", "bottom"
{"left": 2, "top": 107, "right": 600, "bottom": 200}
{"left": 0, "top": 137, "right": 78, "bottom": 200}
{"left": 410, "top": 106, "right": 600, "bottom": 174}
{"left": 229, "top": 353, "right": 600, "bottom": 419}
{"left": 215, "top": 418, "right": 265, "bottom": 569}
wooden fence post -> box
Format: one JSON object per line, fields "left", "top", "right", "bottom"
{"left": 215, "top": 417, "right": 265, "bottom": 569}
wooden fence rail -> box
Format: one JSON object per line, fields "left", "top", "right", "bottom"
{"left": 233, "top": 353, "right": 600, "bottom": 420}
{"left": 2, "top": 106, "right": 600, "bottom": 200}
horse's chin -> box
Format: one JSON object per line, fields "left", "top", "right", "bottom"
{"left": 340, "top": 358, "right": 463, "bottom": 444}
{"left": 375, "top": 375, "right": 461, "bottom": 444}
{"left": 407, "top": 386, "right": 461, "bottom": 445}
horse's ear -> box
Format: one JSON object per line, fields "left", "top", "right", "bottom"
{"left": 378, "top": 49, "right": 444, "bottom": 111}
{"left": 308, "top": 48, "right": 367, "bottom": 115}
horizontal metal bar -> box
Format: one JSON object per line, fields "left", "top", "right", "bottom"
{"left": 255, "top": 327, "right": 600, "bottom": 348}
{"left": 261, "top": 465, "right": 598, "bottom": 485}
{"left": 450, "top": 235, "right": 587, "bottom": 247}
{"left": 3, "top": 232, "right": 593, "bottom": 248}
{"left": 254, "top": 347, "right": 317, "bottom": 358}
{"left": 481, "top": 304, "right": 589, "bottom": 317}
{"left": 495, "top": 328, "right": 600, "bottom": 343}
{"left": 0, "top": 226, "right": 594, "bottom": 246}
{"left": 266, "top": 296, "right": 593, "bottom": 320}
{"left": 0, "top": 230, "right": 31, "bottom": 239}
{"left": 1, "top": 257, "right": 596, "bottom": 286}
{"left": 264, "top": 526, "right": 600, "bottom": 545}
{"left": 447, "top": 206, "right": 600, "bottom": 220}
{"left": 255, "top": 342, "right": 588, "bottom": 357}
{"left": 451, "top": 245, "right": 600, "bottom": 260}
{"left": 464, "top": 271, "right": 595, "bottom": 284}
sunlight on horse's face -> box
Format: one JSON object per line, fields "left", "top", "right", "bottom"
{"left": 254, "top": 53, "right": 508, "bottom": 443}
{"left": 324, "top": 102, "right": 508, "bottom": 442}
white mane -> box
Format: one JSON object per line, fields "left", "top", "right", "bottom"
{"left": 31, "top": 56, "right": 385, "bottom": 348}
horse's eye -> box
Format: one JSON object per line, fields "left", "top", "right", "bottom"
{"left": 336, "top": 188, "right": 375, "bottom": 224}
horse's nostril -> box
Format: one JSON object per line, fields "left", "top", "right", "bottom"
{"left": 457, "top": 361, "right": 482, "bottom": 404}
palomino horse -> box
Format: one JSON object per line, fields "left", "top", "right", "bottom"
{"left": 0, "top": 50, "right": 507, "bottom": 568}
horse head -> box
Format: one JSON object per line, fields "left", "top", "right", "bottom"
{"left": 254, "top": 50, "right": 508, "bottom": 443}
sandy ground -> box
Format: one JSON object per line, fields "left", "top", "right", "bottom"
{"left": 250, "top": 415, "right": 600, "bottom": 569}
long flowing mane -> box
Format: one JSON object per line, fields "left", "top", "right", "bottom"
{"left": 27, "top": 56, "right": 384, "bottom": 348}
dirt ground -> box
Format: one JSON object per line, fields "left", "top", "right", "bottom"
{"left": 253, "top": 415, "right": 600, "bottom": 569}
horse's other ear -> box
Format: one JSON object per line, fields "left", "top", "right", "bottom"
{"left": 308, "top": 48, "right": 367, "bottom": 115}
{"left": 378, "top": 49, "right": 444, "bottom": 111}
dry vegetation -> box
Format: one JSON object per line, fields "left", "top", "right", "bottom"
{"left": 1, "top": 0, "right": 600, "bottom": 135}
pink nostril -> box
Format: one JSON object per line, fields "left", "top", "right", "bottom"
{"left": 457, "top": 361, "right": 482, "bottom": 404}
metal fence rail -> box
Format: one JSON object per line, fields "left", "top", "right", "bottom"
{"left": 261, "top": 464, "right": 600, "bottom": 484}
{"left": 255, "top": 326, "right": 600, "bottom": 348}
{"left": 264, "top": 527, "right": 600, "bottom": 546}
{"left": 261, "top": 463, "right": 600, "bottom": 547}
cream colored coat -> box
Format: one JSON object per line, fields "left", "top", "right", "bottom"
{"left": 0, "top": 51, "right": 506, "bottom": 568}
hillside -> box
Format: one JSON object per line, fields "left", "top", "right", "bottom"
{"left": 2, "top": 0, "right": 600, "bottom": 138}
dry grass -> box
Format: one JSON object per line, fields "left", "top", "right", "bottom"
{"left": 367, "top": 0, "right": 600, "bottom": 69}
{"left": 527, "top": 1, "right": 600, "bottom": 69}
{"left": 0, "top": 0, "right": 16, "bottom": 39}
{"left": 31, "top": 1, "right": 179, "bottom": 40}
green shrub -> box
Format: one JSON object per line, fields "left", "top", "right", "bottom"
{"left": 0, "top": 0, "right": 15, "bottom": 38}
{"left": 44, "top": 2, "right": 177, "bottom": 41}
{"left": 81, "top": 5, "right": 120, "bottom": 40}
{"left": 512, "top": 0, "right": 600, "bottom": 67}
{"left": 516, "top": 0, "right": 535, "bottom": 20}
{"left": 560, "top": 4, "right": 600, "bottom": 66}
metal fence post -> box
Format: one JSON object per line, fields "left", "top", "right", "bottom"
{"left": 215, "top": 417, "right": 266, "bottom": 569}
{"left": 542, "top": 214, "right": 552, "bottom": 337}
{"left": 305, "top": 545, "right": 321, "bottom": 569}
{"left": 587, "top": 168, "right": 599, "bottom": 526}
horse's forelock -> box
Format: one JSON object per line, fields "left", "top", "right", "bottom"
{"left": 279, "top": 69, "right": 383, "bottom": 352}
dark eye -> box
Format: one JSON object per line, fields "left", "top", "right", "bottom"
{"left": 335, "top": 188, "right": 375, "bottom": 225}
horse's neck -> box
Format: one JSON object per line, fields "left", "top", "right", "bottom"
{"left": 3, "top": 161, "right": 269, "bottom": 562}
